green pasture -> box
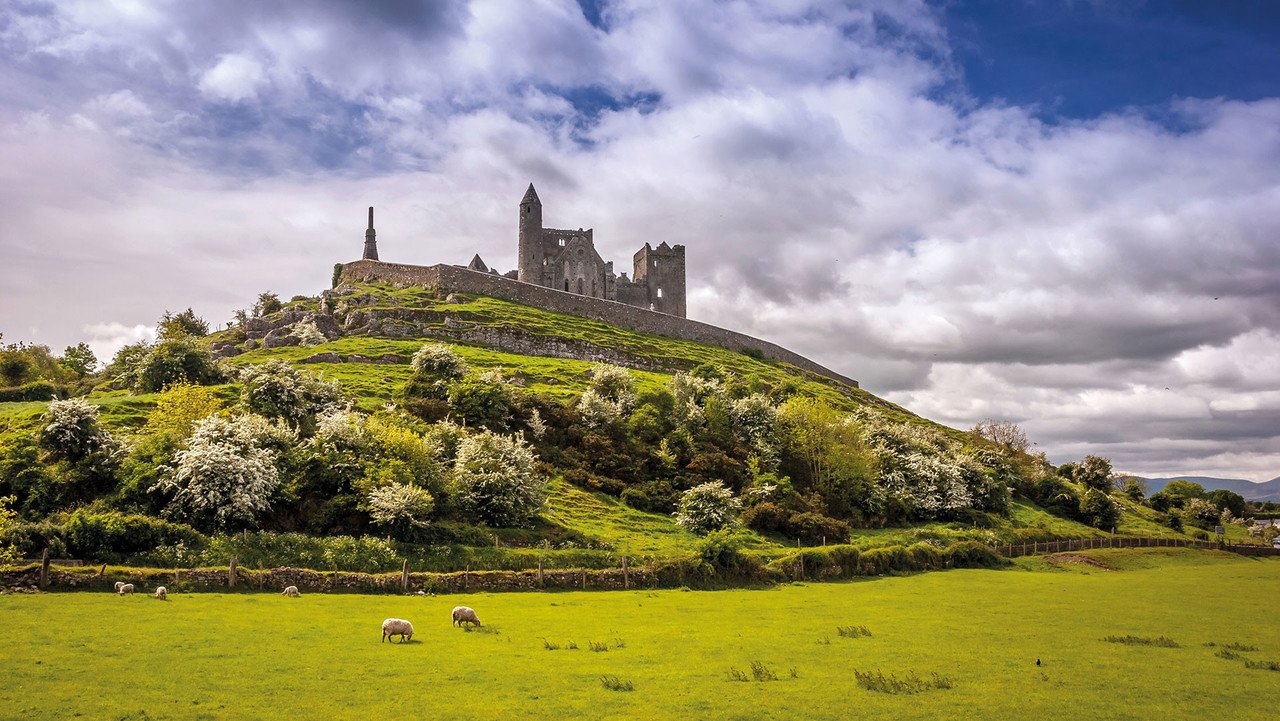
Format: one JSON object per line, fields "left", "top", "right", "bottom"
{"left": 2, "top": 548, "right": 1276, "bottom": 720}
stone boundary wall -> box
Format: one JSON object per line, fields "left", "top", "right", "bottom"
{"left": 338, "top": 259, "right": 858, "bottom": 388}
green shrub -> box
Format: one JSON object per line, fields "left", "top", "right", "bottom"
{"left": 62, "top": 510, "right": 206, "bottom": 560}
{"left": 0, "top": 381, "right": 68, "bottom": 402}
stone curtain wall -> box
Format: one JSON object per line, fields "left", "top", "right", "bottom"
{"left": 338, "top": 259, "right": 859, "bottom": 388}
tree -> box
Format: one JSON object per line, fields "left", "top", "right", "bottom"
{"left": 1120, "top": 477, "right": 1147, "bottom": 502}
{"left": 157, "top": 308, "right": 209, "bottom": 340}
{"left": 239, "top": 360, "right": 344, "bottom": 431}
{"left": 674, "top": 481, "right": 742, "bottom": 535}
{"left": 141, "top": 383, "right": 225, "bottom": 440}
{"left": 253, "top": 292, "right": 283, "bottom": 317}
{"left": 136, "top": 337, "right": 221, "bottom": 392}
{"left": 59, "top": 343, "right": 98, "bottom": 378}
{"left": 1078, "top": 488, "right": 1120, "bottom": 529}
{"left": 38, "top": 399, "right": 115, "bottom": 465}
{"left": 1070, "top": 455, "right": 1113, "bottom": 491}
{"left": 452, "top": 430, "right": 546, "bottom": 527}
{"left": 1182, "top": 498, "right": 1221, "bottom": 528}
{"left": 1150, "top": 480, "right": 1205, "bottom": 511}
{"left": 411, "top": 343, "right": 468, "bottom": 379}
{"left": 151, "top": 415, "right": 282, "bottom": 531}
{"left": 1204, "top": 489, "right": 1246, "bottom": 519}
{"left": 577, "top": 364, "right": 637, "bottom": 429}
{"left": 970, "top": 419, "right": 1030, "bottom": 453}
{"left": 365, "top": 482, "right": 435, "bottom": 540}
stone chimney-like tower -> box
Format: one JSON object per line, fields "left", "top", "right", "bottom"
{"left": 363, "top": 206, "right": 379, "bottom": 261}
{"left": 517, "top": 184, "right": 543, "bottom": 284}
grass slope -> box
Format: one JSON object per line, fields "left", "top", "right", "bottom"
{"left": 1, "top": 549, "right": 1276, "bottom": 720}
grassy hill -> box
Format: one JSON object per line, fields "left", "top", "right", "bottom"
{"left": 0, "top": 281, "right": 1257, "bottom": 572}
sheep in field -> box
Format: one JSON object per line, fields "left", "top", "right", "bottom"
{"left": 282, "top": 586, "right": 300, "bottom": 597}
{"left": 113, "top": 581, "right": 124, "bottom": 592}
{"left": 154, "top": 586, "right": 168, "bottom": 600}
{"left": 452, "top": 606, "right": 481, "bottom": 628}
{"left": 382, "top": 618, "right": 414, "bottom": 643}
{"left": 117, "top": 583, "right": 134, "bottom": 595}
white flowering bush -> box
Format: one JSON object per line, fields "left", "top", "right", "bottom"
{"left": 38, "top": 399, "right": 116, "bottom": 464}
{"left": 410, "top": 343, "right": 468, "bottom": 379}
{"left": 151, "top": 415, "right": 282, "bottom": 531}
{"left": 239, "top": 360, "right": 344, "bottom": 429}
{"left": 293, "top": 320, "right": 326, "bottom": 347}
{"left": 577, "top": 364, "right": 638, "bottom": 428}
{"left": 452, "top": 430, "right": 546, "bottom": 527}
{"left": 366, "top": 482, "right": 435, "bottom": 539}
{"left": 674, "top": 481, "right": 742, "bottom": 535}
{"left": 314, "top": 410, "right": 370, "bottom": 453}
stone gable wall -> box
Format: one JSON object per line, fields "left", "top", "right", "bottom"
{"left": 338, "top": 259, "right": 858, "bottom": 387}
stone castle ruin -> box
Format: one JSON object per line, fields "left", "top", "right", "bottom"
{"left": 338, "top": 185, "right": 857, "bottom": 387}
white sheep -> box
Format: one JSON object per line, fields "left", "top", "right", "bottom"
{"left": 282, "top": 586, "right": 300, "bottom": 597}
{"left": 451, "top": 606, "right": 481, "bottom": 628}
{"left": 154, "top": 586, "right": 168, "bottom": 600}
{"left": 117, "top": 583, "right": 134, "bottom": 595}
{"left": 382, "top": 618, "right": 414, "bottom": 643}
{"left": 113, "top": 581, "right": 124, "bottom": 592}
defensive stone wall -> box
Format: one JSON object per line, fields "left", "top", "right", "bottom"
{"left": 338, "top": 259, "right": 858, "bottom": 387}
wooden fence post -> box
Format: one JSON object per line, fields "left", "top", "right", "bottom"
{"left": 464, "top": 564, "right": 470, "bottom": 592}
{"left": 401, "top": 559, "right": 409, "bottom": 593}
{"left": 39, "top": 547, "right": 50, "bottom": 590}
{"left": 537, "top": 557, "right": 544, "bottom": 587}
{"left": 622, "top": 556, "right": 629, "bottom": 590}
{"left": 228, "top": 556, "right": 238, "bottom": 590}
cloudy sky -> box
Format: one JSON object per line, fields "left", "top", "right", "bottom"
{"left": 2, "top": 0, "right": 1278, "bottom": 481}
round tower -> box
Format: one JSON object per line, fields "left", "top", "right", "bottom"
{"left": 362, "top": 206, "right": 379, "bottom": 261}
{"left": 517, "top": 183, "right": 543, "bottom": 284}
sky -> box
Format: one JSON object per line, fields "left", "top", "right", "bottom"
{"left": 1, "top": 0, "right": 1278, "bottom": 482}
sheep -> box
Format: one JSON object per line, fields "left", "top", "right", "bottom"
{"left": 382, "top": 618, "right": 414, "bottom": 643}
{"left": 282, "top": 586, "right": 300, "bottom": 598}
{"left": 113, "top": 581, "right": 124, "bottom": 592}
{"left": 154, "top": 586, "right": 168, "bottom": 600}
{"left": 117, "top": 583, "right": 134, "bottom": 595}
{"left": 451, "top": 606, "right": 481, "bottom": 628}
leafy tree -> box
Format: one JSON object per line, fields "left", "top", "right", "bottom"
{"left": 365, "top": 482, "right": 435, "bottom": 540}
{"left": 410, "top": 343, "right": 469, "bottom": 379}
{"left": 253, "top": 292, "right": 283, "bottom": 317}
{"left": 58, "top": 343, "right": 98, "bottom": 378}
{"left": 452, "top": 430, "right": 545, "bottom": 527}
{"left": 157, "top": 308, "right": 209, "bottom": 340}
{"left": 1182, "top": 497, "right": 1221, "bottom": 528}
{"left": 1071, "top": 455, "right": 1113, "bottom": 491}
{"left": 137, "top": 337, "right": 221, "bottom": 392}
{"left": 104, "top": 342, "right": 152, "bottom": 388}
{"left": 1120, "top": 477, "right": 1147, "bottom": 502}
{"left": 1149, "top": 480, "right": 1205, "bottom": 511}
{"left": 577, "top": 364, "right": 637, "bottom": 429}
{"left": 0, "top": 342, "right": 69, "bottom": 386}
{"left": 142, "top": 383, "right": 225, "bottom": 440}
{"left": 151, "top": 415, "right": 282, "bottom": 531}
{"left": 1204, "top": 489, "right": 1246, "bottom": 518}
{"left": 674, "top": 481, "right": 742, "bottom": 535}
{"left": 447, "top": 376, "right": 516, "bottom": 432}
{"left": 0, "top": 495, "right": 19, "bottom": 566}
{"left": 1078, "top": 488, "right": 1120, "bottom": 529}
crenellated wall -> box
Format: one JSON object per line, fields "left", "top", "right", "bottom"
{"left": 337, "top": 259, "right": 858, "bottom": 387}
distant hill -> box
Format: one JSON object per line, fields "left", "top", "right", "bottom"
{"left": 1130, "top": 475, "right": 1280, "bottom": 502}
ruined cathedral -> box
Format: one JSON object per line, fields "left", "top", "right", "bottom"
{"left": 463, "top": 184, "right": 687, "bottom": 318}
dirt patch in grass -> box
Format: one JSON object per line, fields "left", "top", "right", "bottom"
{"left": 1045, "top": 553, "right": 1114, "bottom": 570}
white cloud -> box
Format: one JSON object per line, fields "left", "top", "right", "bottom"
{"left": 82, "top": 321, "right": 156, "bottom": 366}
{"left": 197, "top": 53, "right": 267, "bottom": 103}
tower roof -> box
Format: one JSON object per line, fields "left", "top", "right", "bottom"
{"left": 521, "top": 183, "right": 540, "bottom": 204}
{"left": 467, "top": 254, "right": 489, "bottom": 272}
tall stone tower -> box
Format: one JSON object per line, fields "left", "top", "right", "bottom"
{"left": 362, "top": 206, "right": 379, "bottom": 261}
{"left": 633, "top": 242, "right": 687, "bottom": 317}
{"left": 517, "top": 184, "right": 543, "bottom": 284}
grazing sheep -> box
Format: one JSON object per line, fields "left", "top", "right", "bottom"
{"left": 154, "top": 586, "right": 168, "bottom": 600}
{"left": 451, "top": 606, "right": 481, "bottom": 628}
{"left": 113, "top": 581, "right": 124, "bottom": 592}
{"left": 382, "top": 618, "right": 414, "bottom": 643}
{"left": 282, "top": 586, "right": 300, "bottom": 598}
{"left": 117, "top": 583, "right": 134, "bottom": 595}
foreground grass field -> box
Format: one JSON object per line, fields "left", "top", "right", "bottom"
{"left": 2, "top": 549, "right": 1277, "bottom": 721}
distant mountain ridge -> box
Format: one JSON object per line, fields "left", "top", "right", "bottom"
{"left": 1127, "top": 474, "right": 1280, "bottom": 502}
